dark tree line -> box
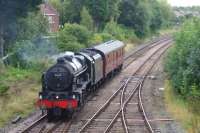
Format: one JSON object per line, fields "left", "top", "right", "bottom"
{"left": 0, "top": 0, "right": 174, "bottom": 60}
{"left": 0, "top": 0, "right": 43, "bottom": 58}
{"left": 50, "top": 0, "right": 174, "bottom": 37}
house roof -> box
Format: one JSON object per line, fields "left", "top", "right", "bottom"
{"left": 40, "top": 3, "right": 59, "bottom": 16}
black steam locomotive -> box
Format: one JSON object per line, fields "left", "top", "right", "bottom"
{"left": 37, "top": 40, "right": 125, "bottom": 119}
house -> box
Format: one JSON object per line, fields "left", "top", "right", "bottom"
{"left": 40, "top": 3, "right": 59, "bottom": 32}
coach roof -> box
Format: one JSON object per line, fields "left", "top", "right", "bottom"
{"left": 93, "top": 40, "right": 124, "bottom": 55}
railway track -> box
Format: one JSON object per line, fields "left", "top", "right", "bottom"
{"left": 14, "top": 36, "right": 172, "bottom": 133}
{"left": 20, "top": 114, "right": 47, "bottom": 133}
{"left": 123, "top": 35, "right": 171, "bottom": 68}
{"left": 20, "top": 116, "right": 72, "bottom": 133}
{"left": 76, "top": 39, "right": 172, "bottom": 133}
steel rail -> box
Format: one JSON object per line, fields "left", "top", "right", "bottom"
{"left": 21, "top": 114, "right": 47, "bottom": 133}
{"left": 78, "top": 79, "right": 129, "bottom": 133}
{"left": 61, "top": 122, "right": 72, "bottom": 133}
{"left": 104, "top": 42, "right": 170, "bottom": 133}
{"left": 123, "top": 38, "right": 173, "bottom": 69}
{"left": 103, "top": 40, "right": 173, "bottom": 133}
{"left": 45, "top": 121, "right": 63, "bottom": 133}
{"left": 137, "top": 43, "right": 173, "bottom": 133}
{"left": 79, "top": 38, "right": 173, "bottom": 133}
{"left": 120, "top": 77, "right": 131, "bottom": 133}
{"left": 103, "top": 81, "right": 142, "bottom": 133}
{"left": 124, "top": 35, "right": 171, "bottom": 60}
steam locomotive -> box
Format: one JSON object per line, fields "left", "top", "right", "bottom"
{"left": 37, "top": 40, "right": 125, "bottom": 119}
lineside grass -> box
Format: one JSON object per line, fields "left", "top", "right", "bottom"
{"left": 158, "top": 27, "right": 177, "bottom": 35}
{"left": 125, "top": 43, "right": 137, "bottom": 52}
{"left": 0, "top": 67, "right": 40, "bottom": 127}
{"left": 164, "top": 80, "right": 200, "bottom": 133}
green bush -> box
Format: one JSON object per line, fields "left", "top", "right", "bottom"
{"left": 103, "top": 20, "right": 138, "bottom": 42}
{"left": 100, "top": 33, "right": 115, "bottom": 42}
{"left": 90, "top": 33, "right": 104, "bottom": 44}
{"left": 58, "top": 41, "right": 84, "bottom": 52}
{"left": 165, "top": 18, "right": 200, "bottom": 99}
{"left": 57, "top": 23, "right": 91, "bottom": 51}
{"left": 121, "top": 26, "right": 138, "bottom": 42}
{"left": 90, "top": 21, "right": 138, "bottom": 45}
{"left": 0, "top": 67, "right": 34, "bottom": 82}
{"left": 90, "top": 33, "right": 114, "bottom": 45}
{"left": 104, "top": 20, "right": 126, "bottom": 40}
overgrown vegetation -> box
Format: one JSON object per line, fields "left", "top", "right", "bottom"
{"left": 165, "top": 19, "right": 200, "bottom": 100}
{"left": 0, "top": 0, "right": 175, "bottom": 127}
{"left": 164, "top": 80, "right": 200, "bottom": 133}
{"left": 0, "top": 67, "right": 40, "bottom": 126}
{"left": 0, "top": 0, "right": 174, "bottom": 63}
{"left": 165, "top": 18, "right": 200, "bottom": 132}
{"left": 51, "top": 0, "right": 174, "bottom": 52}
{"left": 0, "top": 0, "right": 43, "bottom": 58}
{"left": 57, "top": 23, "right": 91, "bottom": 51}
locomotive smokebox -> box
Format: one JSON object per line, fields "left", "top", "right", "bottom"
{"left": 45, "top": 57, "right": 74, "bottom": 92}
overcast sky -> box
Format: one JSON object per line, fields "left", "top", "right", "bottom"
{"left": 167, "top": 0, "right": 200, "bottom": 7}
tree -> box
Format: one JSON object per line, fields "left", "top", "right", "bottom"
{"left": 0, "top": 0, "right": 42, "bottom": 58}
{"left": 118, "top": 0, "right": 151, "bottom": 37}
{"left": 85, "top": 0, "right": 120, "bottom": 30}
{"left": 158, "top": 0, "right": 174, "bottom": 27}
{"left": 17, "top": 12, "right": 48, "bottom": 41}
{"left": 57, "top": 23, "right": 91, "bottom": 51}
{"left": 80, "top": 7, "right": 94, "bottom": 31}
{"left": 149, "top": 0, "right": 164, "bottom": 32}
{"left": 107, "top": 0, "right": 120, "bottom": 21}
{"left": 50, "top": 0, "right": 120, "bottom": 29}
{"left": 165, "top": 18, "right": 200, "bottom": 99}
{"left": 63, "top": 0, "right": 84, "bottom": 24}
{"left": 6, "top": 12, "right": 49, "bottom": 68}
{"left": 103, "top": 20, "right": 126, "bottom": 40}
{"left": 49, "top": 0, "right": 84, "bottom": 24}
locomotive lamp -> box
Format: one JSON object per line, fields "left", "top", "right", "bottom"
{"left": 72, "top": 95, "right": 76, "bottom": 99}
